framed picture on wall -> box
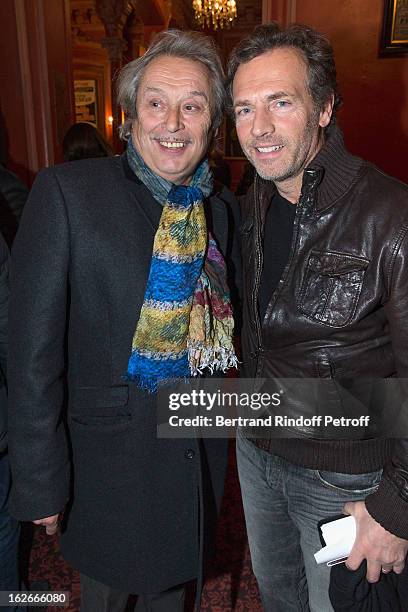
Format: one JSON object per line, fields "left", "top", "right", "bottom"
{"left": 223, "top": 116, "right": 245, "bottom": 160}
{"left": 74, "top": 79, "right": 98, "bottom": 126}
{"left": 380, "top": 0, "right": 408, "bottom": 55}
{"left": 73, "top": 61, "right": 109, "bottom": 137}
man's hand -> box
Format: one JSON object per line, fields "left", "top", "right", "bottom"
{"left": 344, "top": 500, "right": 408, "bottom": 582}
{"left": 33, "top": 514, "right": 59, "bottom": 535}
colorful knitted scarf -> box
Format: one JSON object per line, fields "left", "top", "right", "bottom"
{"left": 126, "top": 139, "right": 237, "bottom": 391}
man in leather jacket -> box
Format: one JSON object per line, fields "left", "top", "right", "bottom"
{"left": 226, "top": 22, "right": 408, "bottom": 612}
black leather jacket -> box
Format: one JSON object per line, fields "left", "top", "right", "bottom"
{"left": 240, "top": 126, "right": 408, "bottom": 538}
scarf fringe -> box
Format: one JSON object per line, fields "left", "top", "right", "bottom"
{"left": 126, "top": 347, "right": 238, "bottom": 391}
{"left": 188, "top": 342, "right": 239, "bottom": 377}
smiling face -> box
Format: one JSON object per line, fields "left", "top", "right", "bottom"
{"left": 131, "top": 55, "right": 212, "bottom": 185}
{"left": 233, "top": 47, "right": 332, "bottom": 201}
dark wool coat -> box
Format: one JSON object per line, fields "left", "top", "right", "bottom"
{"left": 7, "top": 154, "right": 240, "bottom": 593}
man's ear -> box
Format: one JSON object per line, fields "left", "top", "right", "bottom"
{"left": 319, "top": 94, "right": 334, "bottom": 129}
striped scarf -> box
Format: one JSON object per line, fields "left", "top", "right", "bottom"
{"left": 126, "top": 139, "right": 237, "bottom": 391}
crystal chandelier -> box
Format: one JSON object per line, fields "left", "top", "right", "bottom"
{"left": 192, "top": 0, "right": 237, "bottom": 30}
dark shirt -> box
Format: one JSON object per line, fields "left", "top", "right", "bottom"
{"left": 259, "top": 191, "right": 296, "bottom": 319}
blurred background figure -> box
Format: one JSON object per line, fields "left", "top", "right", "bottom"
{"left": 62, "top": 122, "right": 113, "bottom": 162}
{"left": 0, "top": 231, "right": 20, "bottom": 611}
{"left": 0, "top": 164, "right": 28, "bottom": 249}
{"left": 0, "top": 118, "right": 28, "bottom": 612}
{"left": 235, "top": 162, "right": 254, "bottom": 197}
{"left": 209, "top": 148, "right": 231, "bottom": 190}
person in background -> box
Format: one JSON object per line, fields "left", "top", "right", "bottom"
{"left": 62, "top": 122, "right": 113, "bottom": 162}
{"left": 0, "top": 164, "right": 28, "bottom": 248}
{"left": 8, "top": 29, "right": 240, "bottom": 612}
{"left": 0, "top": 231, "right": 19, "bottom": 612}
{"left": 235, "top": 162, "right": 254, "bottom": 197}
{"left": 209, "top": 148, "right": 231, "bottom": 189}
{"left": 228, "top": 22, "right": 408, "bottom": 611}
{"left": 0, "top": 124, "right": 32, "bottom": 612}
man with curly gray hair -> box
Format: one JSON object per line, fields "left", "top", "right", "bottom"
{"left": 8, "top": 29, "right": 240, "bottom": 612}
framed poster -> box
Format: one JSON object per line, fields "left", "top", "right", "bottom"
{"left": 74, "top": 79, "right": 98, "bottom": 126}
{"left": 380, "top": 0, "right": 408, "bottom": 55}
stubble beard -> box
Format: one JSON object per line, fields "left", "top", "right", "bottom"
{"left": 245, "top": 109, "right": 322, "bottom": 183}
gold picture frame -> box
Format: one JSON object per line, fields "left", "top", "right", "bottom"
{"left": 380, "top": 0, "right": 408, "bottom": 55}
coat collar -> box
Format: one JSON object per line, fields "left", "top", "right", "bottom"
{"left": 307, "top": 124, "right": 364, "bottom": 211}
{"left": 120, "top": 150, "right": 142, "bottom": 184}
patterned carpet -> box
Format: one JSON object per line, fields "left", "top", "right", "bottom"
{"left": 21, "top": 442, "right": 262, "bottom": 612}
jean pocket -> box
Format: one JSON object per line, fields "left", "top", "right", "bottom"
{"left": 315, "top": 469, "right": 383, "bottom": 494}
{"left": 236, "top": 429, "right": 267, "bottom": 470}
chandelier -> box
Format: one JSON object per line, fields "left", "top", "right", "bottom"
{"left": 192, "top": 0, "right": 237, "bottom": 30}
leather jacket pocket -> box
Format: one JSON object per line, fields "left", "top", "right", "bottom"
{"left": 298, "top": 251, "right": 369, "bottom": 328}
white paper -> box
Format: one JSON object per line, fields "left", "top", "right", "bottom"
{"left": 314, "top": 516, "right": 356, "bottom": 565}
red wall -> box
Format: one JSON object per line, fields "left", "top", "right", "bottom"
{"left": 0, "top": 0, "right": 74, "bottom": 185}
{"left": 43, "top": 0, "right": 75, "bottom": 164}
{"left": 296, "top": 0, "right": 408, "bottom": 183}
{"left": 0, "top": 0, "right": 30, "bottom": 184}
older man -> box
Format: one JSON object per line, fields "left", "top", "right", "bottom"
{"left": 227, "top": 23, "right": 408, "bottom": 612}
{"left": 8, "top": 30, "right": 239, "bottom": 612}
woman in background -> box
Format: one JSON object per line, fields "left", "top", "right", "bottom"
{"left": 63, "top": 122, "right": 113, "bottom": 162}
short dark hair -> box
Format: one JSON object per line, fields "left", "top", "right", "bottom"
{"left": 226, "top": 22, "right": 342, "bottom": 132}
{"left": 63, "top": 122, "right": 113, "bottom": 162}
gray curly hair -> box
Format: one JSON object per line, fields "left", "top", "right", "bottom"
{"left": 117, "top": 29, "right": 225, "bottom": 140}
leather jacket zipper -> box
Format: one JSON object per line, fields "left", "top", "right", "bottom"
{"left": 253, "top": 174, "right": 263, "bottom": 350}
{"left": 260, "top": 169, "right": 320, "bottom": 330}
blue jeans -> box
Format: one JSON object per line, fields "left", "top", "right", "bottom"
{"left": 236, "top": 431, "right": 382, "bottom": 612}
{"left": 0, "top": 451, "right": 21, "bottom": 612}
